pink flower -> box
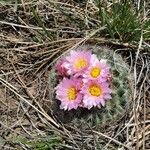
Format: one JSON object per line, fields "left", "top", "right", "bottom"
{"left": 54, "top": 50, "right": 113, "bottom": 111}
{"left": 83, "top": 55, "right": 110, "bottom": 83}
{"left": 63, "top": 50, "right": 91, "bottom": 76}
{"left": 55, "top": 78, "right": 83, "bottom": 111}
{"left": 81, "top": 80, "right": 112, "bottom": 109}
{"left": 55, "top": 58, "right": 68, "bottom": 76}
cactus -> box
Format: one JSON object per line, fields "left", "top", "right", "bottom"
{"left": 49, "top": 45, "right": 133, "bottom": 128}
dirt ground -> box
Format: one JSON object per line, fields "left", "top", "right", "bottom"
{"left": 0, "top": 1, "right": 150, "bottom": 150}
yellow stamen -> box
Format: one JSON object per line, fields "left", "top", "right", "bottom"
{"left": 67, "top": 87, "right": 77, "bottom": 100}
{"left": 88, "top": 84, "right": 102, "bottom": 97}
{"left": 90, "top": 67, "right": 101, "bottom": 78}
{"left": 74, "top": 58, "right": 87, "bottom": 70}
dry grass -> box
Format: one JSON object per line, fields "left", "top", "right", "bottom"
{"left": 0, "top": 0, "right": 150, "bottom": 149}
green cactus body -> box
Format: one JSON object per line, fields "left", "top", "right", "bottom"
{"left": 49, "top": 45, "right": 133, "bottom": 128}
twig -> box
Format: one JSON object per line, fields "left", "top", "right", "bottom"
{"left": 0, "top": 77, "right": 59, "bottom": 128}
{"left": 93, "top": 131, "right": 133, "bottom": 150}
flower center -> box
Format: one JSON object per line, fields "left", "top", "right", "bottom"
{"left": 74, "top": 58, "right": 87, "bottom": 70}
{"left": 88, "top": 84, "right": 102, "bottom": 97}
{"left": 90, "top": 67, "right": 101, "bottom": 78}
{"left": 67, "top": 87, "right": 77, "bottom": 100}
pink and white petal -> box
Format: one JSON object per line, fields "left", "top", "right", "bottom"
{"left": 90, "top": 54, "right": 99, "bottom": 65}
{"left": 104, "top": 94, "right": 112, "bottom": 99}
{"left": 99, "top": 99, "right": 106, "bottom": 106}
